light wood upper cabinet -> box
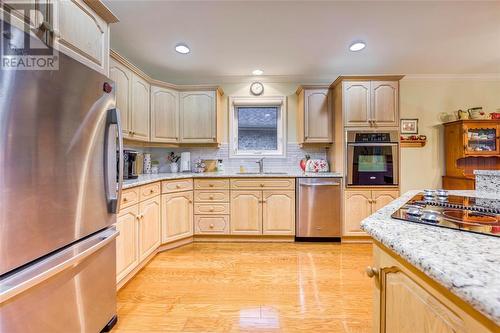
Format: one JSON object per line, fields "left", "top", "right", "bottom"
{"left": 297, "top": 87, "right": 332, "bottom": 143}
{"left": 344, "top": 190, "right": 372, "bottom": 236}
{"left": 180, "top": 91, "right": 216, "bottom": 143}
{"left": 52, "top": 0, "right": 109, "bottom": 74}
{"left": 109, "top": 58, "right": 132, "bottom": 138}
{"left": 344, "top": 80, "right": 399, "bottom": 128}
{"left": 371, "top": 244, "right": 493, "bottom": 333}
{"left": 230, "top": 191, "right": 262, "bottom": 235}
{"left": 262, "top": 190, "right": 295, "bottom": 235}
{"left": 371, "top": 81, "right": 399, "bottom": 127}
{"left": 130, "top": 74, "right": 150, "bottom": 141}
{"left": 162, "top": 191, "right": 193, "bottom": 243}
{"left": 343, "top": 81, "right": 371, "bottom": 127}
{"left": 116, "top": 205, "right": 139, "bottom": 283}
{"left": 151, "top": 86, "right": 179, "bottom": 143}
{"left": 138, "top": 196, "right": 161, "bottom": 262}
{"left": 344, "top": 189, "right": 399, "bottom": 237}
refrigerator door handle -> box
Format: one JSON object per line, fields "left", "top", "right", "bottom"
{"left": 0, "top": 228, "right": 119, "bottom": 303}
{"left": 104, "top": 108, "right": 123, "bottom": 213}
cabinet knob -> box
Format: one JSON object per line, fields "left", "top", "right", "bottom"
{"left": 176, "top": 184, "right": 181, "bottom": 188}
{"left": 189, "top": 200, "right": 193, "bottom": 203}
{"left": 366, "top": 266, "right": 379, "bottom": 278}
{"left": 209, "top": 196, "right": 214, "bottom": 200}
{"left": 123, "top": 197, "right": 128, "bottom": 202}
{"left": 209, "top": 208, "right": 214, "bottom": 212}
{"left": 150, "top": 189, "right": 154, "bottom": 193}
{"left": 260, "top": 184, "right": 264, "bottom": 187}
{"left": 209, "top": 184, "right": 214, "bottom": 187}
{"left": 209, "top": 224, "right": 214, "bottom": 229}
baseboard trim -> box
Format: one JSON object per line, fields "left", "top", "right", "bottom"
{"left": 341, "top": 236, "right": 373, "bottom": 244}
{"left": 157, "top": 236, "right": 194, "bottom": 252}
{"left": 194, "top": 235, "right": 295, "bottom": 243}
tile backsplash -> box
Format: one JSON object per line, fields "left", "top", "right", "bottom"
{"left": 126, "top": 143, "right": 328, "bottom": 173}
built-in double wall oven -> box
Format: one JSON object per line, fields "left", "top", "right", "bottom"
{"left": 346, "top": 130, "right": 399, "bottom": 186}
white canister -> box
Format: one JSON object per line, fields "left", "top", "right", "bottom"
{"left": 170, "top": 163, "right": 179, "bottom": 173}
{"left": 143, "top": 153, "right": 151, "bottom": 174}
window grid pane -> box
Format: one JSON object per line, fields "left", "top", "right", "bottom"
{"left": 237, "top": 107, "right": 278, "bottom": 151}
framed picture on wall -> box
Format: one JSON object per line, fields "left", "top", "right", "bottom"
{"left": 400, "top": 119, "right": 418, "bottom": 134}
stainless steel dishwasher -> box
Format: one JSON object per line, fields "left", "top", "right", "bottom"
{"left": 296, "top": 178, "right": 342, "bottom": 240}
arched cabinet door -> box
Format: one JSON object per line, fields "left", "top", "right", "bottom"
{"left": 371, "top": 81, "right": 399, "bottom": 127}
{"left": 230, "top": 191, "right": 262, "bottom": 235}
{"left": 109, "top": 59, "right": 132, "bottom": 138}
{"left": 180, "top": 91, "right": 216, "bottom": 143}
{"left": 151, "top": 86, "right": 179, "bottom": 143}
{"left": 343, "top": 81, "right": 371, "bottom": 127}
{"left": 162, "top": 191, "right": 193, "bottom": 243}
{"left": 130, "top": 74, "right": 150, "bottom": 141}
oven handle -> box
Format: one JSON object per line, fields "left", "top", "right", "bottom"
{"left": 347, "top": 142, "right": 399, "bottom": 147}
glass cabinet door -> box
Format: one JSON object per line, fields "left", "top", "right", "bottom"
{"left": 463, "top": 124, "right": 499, "bottom": 155}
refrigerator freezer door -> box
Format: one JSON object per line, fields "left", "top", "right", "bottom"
{"left": 0, "top": 21, "right": 120, "bottom": 275}
{"left": 0, "top": 228, "right": 118, "bottom": 333}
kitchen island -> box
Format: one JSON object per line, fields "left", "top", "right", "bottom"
{"left": 361, "top": 190, "right": 500, "bottom": 332}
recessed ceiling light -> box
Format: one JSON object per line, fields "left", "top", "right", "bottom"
{"left": 252, "top": 69, "right": 264, "bottom": 75}
{"left": 175, "top": 43, "right": 190, "bottom": 54}
{"left": 349, "top": 41, "right": 366, "bottom": 52}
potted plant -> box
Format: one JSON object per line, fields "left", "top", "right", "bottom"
{"left": 167, "top": 152, "right": 180, "bottom": 173}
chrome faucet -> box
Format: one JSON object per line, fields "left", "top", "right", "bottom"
{"left": 256, "top": 158, "right": 264, "bottom": 174}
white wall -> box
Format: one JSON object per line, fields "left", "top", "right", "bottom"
{"left": 399, "top": 77, "right": 500, "bottom": 193}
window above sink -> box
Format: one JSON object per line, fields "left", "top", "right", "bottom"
{"left": 229, "top": 96, "right": 287, "bottom": 158}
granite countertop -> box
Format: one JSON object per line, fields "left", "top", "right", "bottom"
{"left": 474, "top": 170, "right": 500, "bottom": 176}
{"left": 361, "top": 190, "right": 500, "bottom": 326}
{"left": 122, "top": 171, "right": 343, "bottom": 189}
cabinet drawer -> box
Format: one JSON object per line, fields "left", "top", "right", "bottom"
{"left": 140, "top": 182, "right": 161, "bottom": 201}
{"left": 120, "top": 188, "right": 139, "bottom": 209}
{"left": 194, "top": 190, "right": 229, "bottom": 202}
{"left": 194, "top": 178, "right": 229, "bottom": 190}
{"left": 194, "top": 215, "right": 230, "bottom": 234}
{"left": 194, "top": 203, "right": 230, "bottom": 215}
{"left": 162, "top": 179, "right": 193, "bottom": 193}
{"left": 230, "top": 178, "right": 295, "bottom": 190}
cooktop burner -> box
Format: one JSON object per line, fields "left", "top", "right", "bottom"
{"left": 391, "top": 191, "right": 500, "bottom": 237}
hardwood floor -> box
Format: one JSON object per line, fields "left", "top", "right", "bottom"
{"left": 113, "top": 242, "right": 373, "bottom": 333}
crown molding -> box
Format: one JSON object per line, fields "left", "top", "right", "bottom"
{"left": 402, "top": 74, "right": 500, "bottom": 80}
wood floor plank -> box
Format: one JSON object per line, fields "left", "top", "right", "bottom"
{"left": 113, "top": 243, "right": 372, "bottom": 333}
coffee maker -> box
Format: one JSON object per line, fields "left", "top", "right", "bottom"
{"left": 122, "top": 150, "right": 139, "bottom": 179}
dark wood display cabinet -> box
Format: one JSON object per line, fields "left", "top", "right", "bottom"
{"left": 443, "top": 120, "right": 500, "bottom": 190}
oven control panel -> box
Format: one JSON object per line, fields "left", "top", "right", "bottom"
{"left": 355, "top": 132, "right": 391, "bottom": 142}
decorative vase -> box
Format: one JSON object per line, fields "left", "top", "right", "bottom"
{"left": 170, "top": 163, "right": 179, "bottom": 173}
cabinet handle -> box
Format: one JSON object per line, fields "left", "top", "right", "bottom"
{"left": 209, "top": 196, "right": 214, "bottom": 200}
{"left": 260, "top": 184, "right": 264, "bottom": 187}
{"left": 366, "top": 266, "right": 379, "bottom": 278}
{"left": 176, "top": 184, "right": 181, "bottom": 188}
{"left": 209, "top": 208, "right": 214, "bottom": 212}
{"left": 209, "top": 224, "right": 214, "bottom": 229}
{"left": 123, "top": 197, "right": 128, "bottom": 202}
{"left": 262, "top": 200, "right": 267, "bottom": 203}
{"left": 189, "top": 200, "right": 193, "bottom": 203}
{"left": 209, "top": 184, "right": 214, "bottom": 187}
{"left": 150, "top": 189, "right": 154, "bottom": 194}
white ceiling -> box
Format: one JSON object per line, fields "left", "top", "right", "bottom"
{"left": 104, "top": 1, "right": 500, "bottom": 84}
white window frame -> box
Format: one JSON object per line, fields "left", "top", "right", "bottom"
{"left": 229, "top": 96, "right": 287, "bottom": 158}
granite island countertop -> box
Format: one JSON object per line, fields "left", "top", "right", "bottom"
{"left": 361, "top": 190, "right": 500, "bottom": 326}
{"left": 122, "top": 171, "right": 343, "bottom": 189}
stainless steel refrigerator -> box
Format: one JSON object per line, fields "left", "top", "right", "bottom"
{"left": 0, "top": 20, "right": 123, "bottom": 332}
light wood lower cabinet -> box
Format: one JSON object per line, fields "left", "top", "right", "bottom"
{"left": 231, "top": 188, "right": 295, "bottom": 236}
{"left": 116, "top": 205, "right": 139, "bottom": 283}
{"left": 262, "top": 190, "right": 295, "bottom": 235}
{"left": 195, "top": 215, "right": 230, "bottom": 234}
{"left": 138, "top": 196, "right": 161, "bottom": 262}
{"left": 344, "top": 189, "right": 399, "bottom": 236}
{"left": 371, "top": 243, "right": 495, "bottom": 333}
{"left": 230, "top": 191, "right": 262, "bottom": 235}
{"left": 162, "top": 191, "right": 193, "bottom": 242}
